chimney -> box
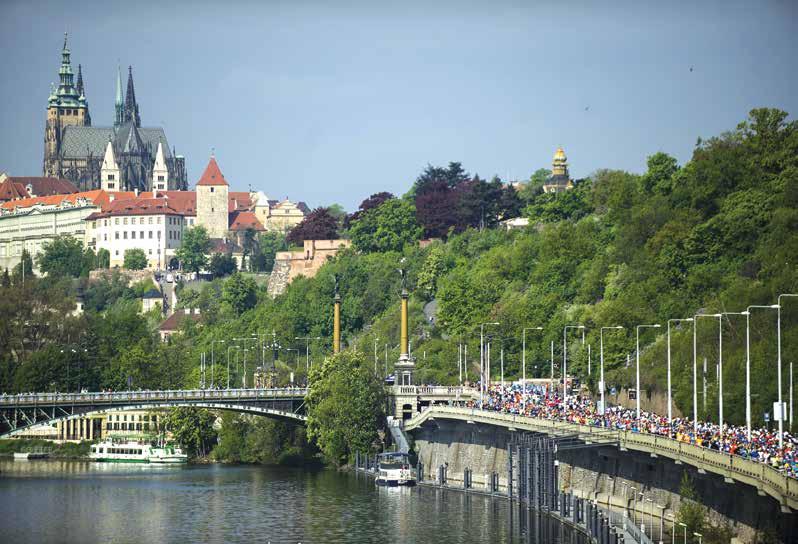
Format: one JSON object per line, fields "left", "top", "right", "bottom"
{"left": 233, "top": 198, "right": 238, "bottom": 210}
{"left": 134, "top": 188, "right": 139, "bottom": 197}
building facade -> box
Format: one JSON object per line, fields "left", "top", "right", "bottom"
{"left": 87, "top": 198, "right": 187, "bottom": 269}
{"left": 0, "top": 190, "right": 124, "bottom": 272}
{"left": 42, "top": 35, "right": 187, "bottom": 192}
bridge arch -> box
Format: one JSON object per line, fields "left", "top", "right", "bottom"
{"left": 1, "top": 402, "right": 306, "bottom": 439}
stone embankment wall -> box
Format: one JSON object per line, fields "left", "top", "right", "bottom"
{"left": 267, "top": 239, "right": 351, "bottom": 297}
{"left": 409, "top": 419, "right": 797, "bottom": 543}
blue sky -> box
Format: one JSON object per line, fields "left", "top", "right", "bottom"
{"left": 1, "top": 0, "right": 796, "bottom": 209}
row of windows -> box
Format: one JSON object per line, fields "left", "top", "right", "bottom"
{"left": 109, "top": 414, "right": 157, "bottom": 422}
{"left": 111, "top": 230, "right": 165, "bottom": 241}
{"left": 114, "top": 248, "right": 160, "bottom": 257}
{"left": 106, "top": 422, "right": 155, "bottom": 431}
{"left": 107, "top": 216, "right": 180, "bottom": 226}
{"left": 94, "top": 447, "right": 143, "bottom": 455}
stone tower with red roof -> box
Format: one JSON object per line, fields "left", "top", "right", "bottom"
{"left": 195, "top": 155, "right": 229, "bottom": 238}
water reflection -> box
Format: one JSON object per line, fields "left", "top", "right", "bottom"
{"left": 0, "top": 460, "right": 588, "bottom": 544}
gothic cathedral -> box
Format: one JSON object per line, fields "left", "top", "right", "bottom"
{"left": 43, "top": 34, "right": 187, "bottom": 192}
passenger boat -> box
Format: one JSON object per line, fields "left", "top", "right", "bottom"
{"left": 375, "top": 452, "right": 416, "bottom": 486}
{"left": 89, "top": 439, "right": 187, "bottom": 464}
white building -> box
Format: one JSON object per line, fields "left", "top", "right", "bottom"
{"left": 0, "top": 190, "right": 125, "bottom": 272}
{"left": 86, "top": 198, "right": 186, "bottom": 269}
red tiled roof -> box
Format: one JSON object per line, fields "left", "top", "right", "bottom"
{"left": 0, "top": 178, "right": 28, "bottom": 201}
{"left": 159, "top": 311, "right": 202, "bottom": 331}
{"left": 85, "top": 197, "right": 183, "bottom": 219}
{"left": 228, "top": 191, "right": 252, "bottom": 212}
{"left": 141, "top": 190, "right": 198, "bottom": 215}
{"left": 196, "top": 157, "right": 229, "bottom": 187}
{"left": 9, "top": 177, "right": 78, "bottom": 197}
{"left": 0, "top": 189, "right": 131, "bottom": 211}
{"left": 229, "top": 210, "right": 265, "bottom": 231}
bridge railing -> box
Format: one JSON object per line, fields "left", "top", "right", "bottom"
{"left": 393, "top": 385, "right": 478, "bottom": 397}
{"left": 0, "top": 388, "right": 308, "bottom": 406}
{"left": 406, "top": 406, "right": 798, "bottom": 510}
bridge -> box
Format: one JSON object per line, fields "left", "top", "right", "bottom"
{"left": 405, "top": 405, "right": 798, "bottom": 513}
{"left": 0, "top": 388, "right": 308, "bottom": 437}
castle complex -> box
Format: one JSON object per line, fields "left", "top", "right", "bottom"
{"left": 43, "top": 35, "right": 187, "bottom": 192}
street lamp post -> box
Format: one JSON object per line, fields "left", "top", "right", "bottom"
{"left": 563, "top": 325, "right": 585, "bottom": 403}
{"left": 667, "top": 319, "right": 693, "bottom": 431}
{"left": 295, "top": 336, "right": 322, "bottom": 373}
{"left": 693, "top": 314, "right": 721, "bottom": 433}
{"left": 210, "top": 340, "right": 225, "bottom": 389}
{"left": 374, "top": 337, "right": 379, "bottom": 375}
{"left": 777, "top": 294, "right": 798, "bottom": 450}
{"left": 678, "top": 522, "right": 687, "bottom": 544}
{"left": 600, "top": 326, "right": 624, "bottom": 417}
{"left": 522, "top": 327, "right": 544, "bottom": 385}
{"left": 480, "top": 322, "right": 500, "bottom": 404}
{"left": 636, "top": 324, "right": 661, "bottom": 422}
{"left": 227, "top": 345, "right": 241, "bottom": 389}
{"left": 720, "top": 312, "right": 747, "bottom": 430}
{"left": 693, "top": 532, "right": 703, "bottom": 544}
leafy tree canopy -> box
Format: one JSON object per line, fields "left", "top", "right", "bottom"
{"left": 350, "top": 198, "right": 422, "bottom": 253}
{"left": 176, "top": 226, "right": 211, "bottom": 273}
{"left": 123, "top": 248, "right": 148, "bottom": 270}
{"left": 286, "top": 207, "right": 339, "bottom": 245}
{"left": 306, "top": 350, "right": 385, "bottom": 466}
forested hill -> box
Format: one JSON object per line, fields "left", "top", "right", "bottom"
{"left": 2, "top": 108, "right": 797, "bottom": 429}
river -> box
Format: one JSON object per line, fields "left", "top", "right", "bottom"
{"left": 0, "top": 459, "right": 588, "bottom": 544}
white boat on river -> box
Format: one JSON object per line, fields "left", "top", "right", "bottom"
{"left": 89, "top": 439, "right": 187, "bottom": 464}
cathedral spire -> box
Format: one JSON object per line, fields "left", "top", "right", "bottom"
{"left": 57, "top": 32, "right": 77, "bottom": 98}
{"left": 76, "top": 64, "right": 84, "bottom": 97}
{"left": 124, "top": 66, "right": 141, "bottom": 127}
{"left": 114, "top": 65, "right": 124, "bottom": 127}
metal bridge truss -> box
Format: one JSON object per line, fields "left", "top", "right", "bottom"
{"left": 0, "top": 388, "right": 308, "bottom": 437}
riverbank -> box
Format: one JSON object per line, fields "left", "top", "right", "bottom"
{"left": 0, "top": 439, "right": 90, "bottom": 459}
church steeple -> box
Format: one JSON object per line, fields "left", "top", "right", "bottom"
{"left": 56, "top": 32, "right": 78, "bottom": 101}
{"left": 114, "top": 65, "right": 124, "bottom": 127}
{"left": 124, "top": 66, "right": 141, "bottom": 127}
{"left": 76, "top": 64, "right": 84, "bottom": 96}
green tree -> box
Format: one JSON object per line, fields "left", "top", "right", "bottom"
{"left": 176, "top": 226, "right": 211, "bottom": 273}
{"left": 252, "top": 232, "right": 287, "bottom": 272}
{"left": 208, "top": 253, "right": 237, "bottom": 278}
{"left": 37, "top": 236, "right": 87, "bottom": 278}
{"left": 517, "top": 168, "right": 551, "bottom": 202}
{"left": 11, "top": 249, "right": 34, "bottom": 284}
{"left": 350, "top": 199, "right": 422, "bottom": 253}
{"left": 416, "top": 244, "right": 448, "bottom": 300}
{"left": 97, "top": 248, "right": 110, "bottom": 269}
{"left": 162, "top": 407, "right": 217, "bottom": 457}
{"left": 641, "top": 151, "right": 679, "bottom": 194}
{"left": 306, "top": 350, "right": 385, "bottom": 466}
{"left": 123, "top": 248, "right": 148, "bottom": 270}
{"left": 222, "top": 272, "right": 258, "bottom": 315}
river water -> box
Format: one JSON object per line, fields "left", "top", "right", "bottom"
{"left": 0, "top": 460, "right": 588, "bottom": 544}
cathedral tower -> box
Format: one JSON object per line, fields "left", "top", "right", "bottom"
{"left": 44, "top": 33, "right": 91, "bottom": 176}
{"left": 196, "top": 155, "right": 230, "bottom": 238}
{"left": 152, "top": 142, "right": 168, "bottom": 191}
{"left": 100, "top": 140, "right": 120, "bottom": 192}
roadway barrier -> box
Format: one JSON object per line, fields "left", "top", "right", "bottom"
{"left": 405, "top": 406, "right": 798, "bottom": 511}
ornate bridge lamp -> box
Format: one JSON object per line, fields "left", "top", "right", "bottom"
{"left": 395, "top": 268, "right": 416, "bottom": 386}
{"left": 333, "top": 274, "right": 341, "bottom": 354}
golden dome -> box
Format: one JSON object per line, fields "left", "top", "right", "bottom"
{"left": 553, "top": 147, "right": 567, "bottom": 162}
